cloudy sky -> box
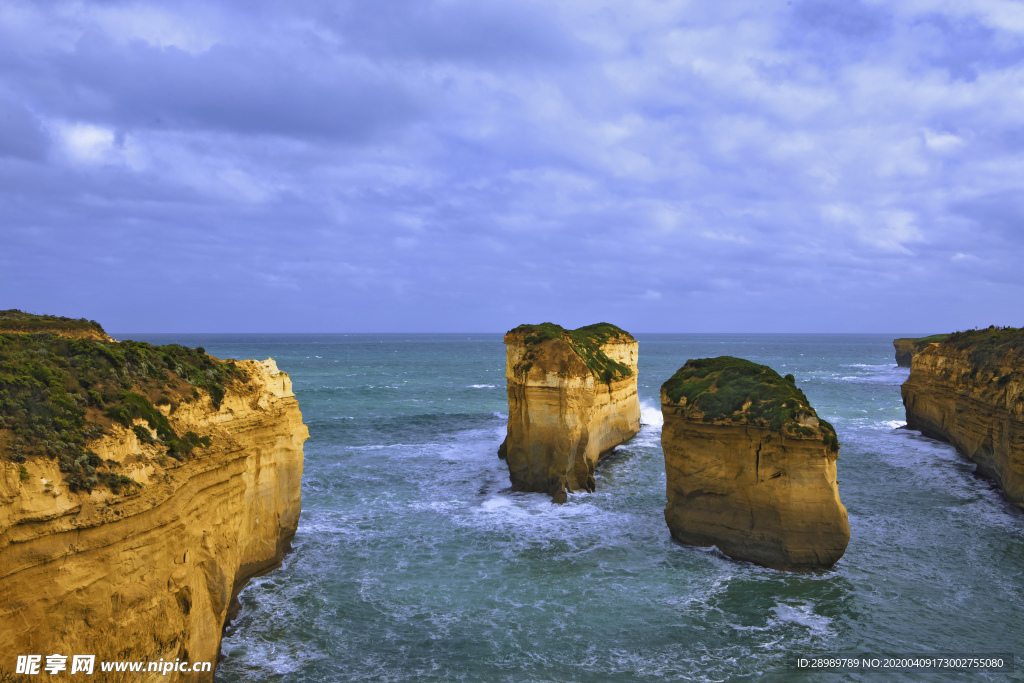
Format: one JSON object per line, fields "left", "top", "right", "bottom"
{"left": 1, "top": 0, "right": 1022, "bottom": 333}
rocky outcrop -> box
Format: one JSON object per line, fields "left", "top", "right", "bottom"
{"left": 894, "top": 335, "right": 948, "bottom": 368}
{"left": 0, "top": 358, "right": 307, "bottom": 681}
{"left": 902, "top": 327, "right": 1024, "bottom": 508}
{"left": 501, "top": 323, "right": 640, "bottom": 503}
{"left": 661, "top": 357, "right": 848, "bottom": 571}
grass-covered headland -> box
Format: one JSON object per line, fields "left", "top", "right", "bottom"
{"left": 0, "top": 309, "right": 108, "bottom": 337}
{"left": 662, "top": 356, "right": 839, "bottom": 452}
{"left": 0, "top": 314, "right": 247, "bottom": 494}
{"left": 942, "top": 325, "right": 1023, "bottom": 368}
{"left": 508, "top": 322, "right": 634, "bottom": 383}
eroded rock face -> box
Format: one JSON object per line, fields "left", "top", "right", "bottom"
{"left": 902, "top": 328, "right": 1024, "bottom": 508}
{"left": 894, "top": 335, "right": 947, "bottom": 368}
{"left": 894, "top": 338, "right": 918, "bottom": 367}
{"left": 661, "top": 357, "right": 849, "bottom": 571}
{"left": 0, "top": 358, "right": 306, "bottom": 681}
{"left": 501, "top": 323, "right": 640, "bottom": 503}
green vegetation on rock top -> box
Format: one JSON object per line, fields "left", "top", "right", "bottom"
{"left": 0, "top": 309, "right": 107, "bottom": 336}
{"left": 896, "top": 334, "right": 950, "bottom": 347}
{"left": 507, "top": 322, "right": 634, "bottom": 383}
{"left": 0, "top": 330, "right": 246, "bottom": 494}
{"left": 943, "top": 325, "right": 1024, "bottom": 367}
{"left": 662, "top": 356, "right": 839, "bottom": 451}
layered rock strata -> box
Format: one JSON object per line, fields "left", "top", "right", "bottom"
{"left": 661, "top": 357, "right": 849, "bottom": 571}
{"left": 902, "top": 327, "right": 1024, "bottom": 508}
{"left": 0, "top": 357, "right": 306, "bottom": 681}
{"left": 501, "top": 323, "right": 640, "bottom": 503}
{"left": 894, "top": 335, "right": 948, "bottom": 368}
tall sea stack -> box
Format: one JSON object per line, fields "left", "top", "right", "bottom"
{"left": 501, "top": 323, "right": 640, "bottom": 503}
{"left": 902, "top": 326, "right": 1024, "bottom": 508}
{"left": 661, "top": 357, "right": 849, "bottom": 571}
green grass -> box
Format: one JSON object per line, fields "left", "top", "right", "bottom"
{"left": 508, "top": 322, "right": 634, "bottom": 382}
{"left": 914, "top": 334, "right": 950, "bottom": 344}
{"left": 662, "top": 356, "right": 839, "bottom": 451}
{"left": 942, "top": 325, "right": 1024, "bottom": 368}
{"left": 0, "top": 330, "right": 245, "bottom": 493}
{"left": 0, "top": 309, "right": 107, "bottom": 337}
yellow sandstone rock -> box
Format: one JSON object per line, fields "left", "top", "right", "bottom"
{"left": 501, "top": 323, "right": 640, "bottom": 503}
{"left": 0, "top": 358, "right": 306, "bottom": 681}
{"left": 893, "top": 334, "right": 949, "bottom": 368}
{"left": 661, "top": 357, "right": 848, "bottom": 571}
{"left": 901, "top": 327, "right": 1024, "bottom": 508}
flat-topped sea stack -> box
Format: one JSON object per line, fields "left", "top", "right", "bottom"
{"left": 0, "top": 313, "right": 306, "bottom": 680}
{"left": 501, "top": 323, "right": 640, "bottom": 503}
{"left": 661, "top": 357, "right": 849, "bottom": 571}
{"left": 894, "top": 334, "right": 949, "bottom": 368}
{"left": 902, "top": 326, "right": 1024, "bottom": 508}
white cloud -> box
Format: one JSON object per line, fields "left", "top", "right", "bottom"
{"left": 56, "top": 122, "right": 116, "bottom": 163}
{"left": 923, "top": 129, "right": 967, "bottom": 153}
{"left": 3, "top": 0, "right": 1024, "bottom": 331}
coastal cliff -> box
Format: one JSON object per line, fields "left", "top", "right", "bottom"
{"left": 894, "top": 335, "right": 948, "bottom": 368}
{"left": 661, "top": 357, "right": 848, "bottom": 571}
{"left": 501, "top": 323, "right": 640, "bottom": 503}
{"left": 0, "top": 322, "right": 306, "bottom": 681}
{"left": 901, "top": 327, "right": 1024, "bottom": 508}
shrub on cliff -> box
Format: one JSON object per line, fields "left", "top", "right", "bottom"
{"left": 509, "top": 322, "right": 634, "bottom": 382}
{"left": 0, "top": 327, "right": 243, "bottom": 490}
{"left": 944, "top": 325, "right": 1024, "bottom": 367}
{"left": 0, "top": 309, "right": 107, "bottom": 337}
{"left": 662, "top": 356, "right": 839, "bottom": 452}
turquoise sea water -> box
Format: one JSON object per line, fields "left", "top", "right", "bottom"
{"left": 121, "top": 333, "right": 1024, "bottom": 682}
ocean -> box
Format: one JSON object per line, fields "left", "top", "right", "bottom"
{"left": 122, "top": 333, "right": 1024, "bottom": 682}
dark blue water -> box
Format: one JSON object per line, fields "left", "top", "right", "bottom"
{"left": 118, "top": 333, "right": 1024, "bottom": 682}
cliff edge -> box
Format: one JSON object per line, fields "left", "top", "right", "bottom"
{"left": 501, "top": 323, "right": 640, "bottom": 503}
{"left": 661, "top": 357, "right": 848, "bottom": 571}
{"left": 0, "top": 321, "right": 306, "bottom": 681}
{"left": 894, "top": 334, "right": 949, "bottom": 368}
{"left": 901, "top": 326, "right": 1024, "bottom": 508}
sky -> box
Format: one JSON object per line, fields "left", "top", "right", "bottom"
{"left": 1, "top": 0, "right": 1022, "bottom": 333}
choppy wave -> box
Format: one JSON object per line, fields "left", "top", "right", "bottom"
{"left": 213, "top": 333, "right": 1024, "bottom": 683}
{"left": 640, "top": 399, "right": 664, "bottom": 428}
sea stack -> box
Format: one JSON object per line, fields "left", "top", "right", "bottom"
{"left": 501, "top": 323, "right": 640, "bottom": 503}
{"left": 0, "top": 312, "right": 307, "bottom": 680}
{"left": 661, "top": 357, "right": 849, "bottom": 571}
{"left": 902, "top": 326, "right": 1024, "bottom": 508}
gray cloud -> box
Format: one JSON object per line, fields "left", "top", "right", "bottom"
{"left": 1, "top": 0, "right": 1022, "bottom": 332}
{"left": 0, "top": 94, "right": 48, "bottom": 160}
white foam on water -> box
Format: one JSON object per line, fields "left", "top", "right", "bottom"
{"left": 878, "top": 419, "right": 906, "bottom": 430}
{"left": 463, "top": 489, "right": 638, "bottom": 545}
{"left": 492, "top": 411, "right": 508, "bottom": 420}
{"left": 841, "top": 363, "right": 896, "bottom": 369}
{"left": 469, "top": 384, "right": 496, "bottom": 388}
{"left": 640, "top": 399, "right": 663, "bottom": 428}
{"left": 771, "top": 602, "right": 833, "bottom": 637}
